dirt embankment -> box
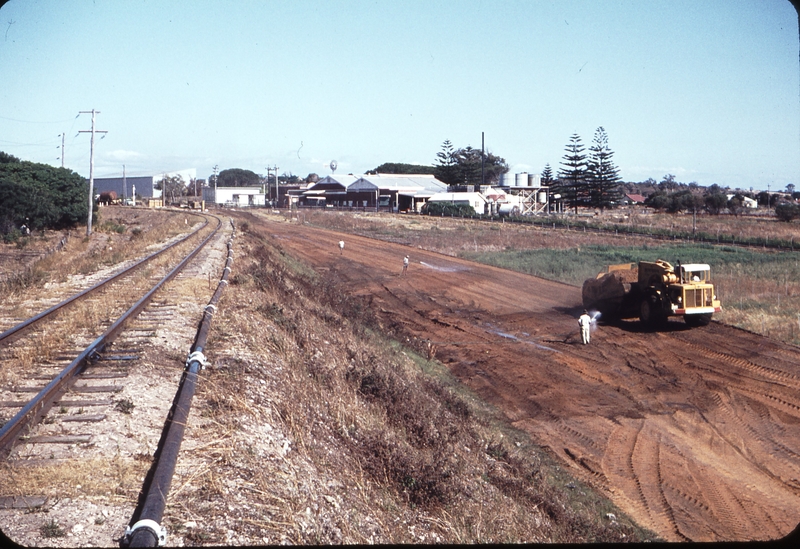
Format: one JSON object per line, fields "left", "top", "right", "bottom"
{"left": 257, "top": 212, "right": 800, "bottom": 543}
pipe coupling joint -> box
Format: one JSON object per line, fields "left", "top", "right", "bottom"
{"left": 186, "top": 350, "right": 209, "bottom": 370}
{"left": 124, "top": 519, "right": 167, "bottom": 546}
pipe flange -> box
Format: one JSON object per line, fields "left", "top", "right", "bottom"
{"left": 186, "top": 350, "right": 209, "bottom": 370}
{"left": 204, "top": 304, "right": 217, "bottom": 315}
{"left": 124, "top": 519, "right": 167, "bottom": 546}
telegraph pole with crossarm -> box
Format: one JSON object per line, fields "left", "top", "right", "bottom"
{"left": 79, "top": 109, "right": 108, "bottom": 236}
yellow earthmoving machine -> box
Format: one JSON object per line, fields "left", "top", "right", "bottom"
{"left": 582, "top": 259, "right": 722, "bottom": 327}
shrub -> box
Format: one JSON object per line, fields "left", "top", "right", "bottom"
{"left": 775, "top": 202, "right": 800, "bottom": 222}
{"left": 424, "top": 202, "right": 476, "bottom": 217}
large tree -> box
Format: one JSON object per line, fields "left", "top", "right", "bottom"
{"left": 555, "top": 133, "right": 588, "bottom": 214}
{"left": 586, "top": 127, "right": 622, "bottom": 210}
{"left": 703, "top": 184, "right": 729, "bottom": 215}
{"left": 0, "top": 153, "right": 88, "bottom": 232}
{"left": 156, "top": 174, "right": 187, "bottom": 205}
{"left": 217, "top": 168, "right": 260, "bottom": 187}
{"left": 367, "top": 162, "right": 434, "bottom": 175}
{"left": 454, "top": 146, "right": 483, "bottom": 190}
{"left": 433, "top": 140, "right": 460, "bottom": 187}
{"left": 479, "top": 151, "right": 509, "bottom": 187}
{"left": 434, "top": 140, "right": 508, "bottom": 191}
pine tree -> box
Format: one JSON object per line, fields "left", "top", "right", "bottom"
{"left": 434, "top": 140, "right": 460, "bottom": 187}
{"left": 555, "top": 134, "right": 588, "bottom": 214}
{"left": 586, "top": 127, "right": 622, "bottom": 210}
{"left": 541, "top": 164, "right": 554, "bottom": 186}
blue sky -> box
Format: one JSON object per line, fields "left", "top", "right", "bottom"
{"left": 1, "top": 0, "right": 798, "bottom": 191}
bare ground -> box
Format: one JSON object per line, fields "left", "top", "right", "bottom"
{"left": 251, "top": 211, "right": 800, "bottom": 542}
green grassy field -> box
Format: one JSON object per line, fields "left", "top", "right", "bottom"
{"left": 461, "top": 243, "right": 800, "bottom": 287}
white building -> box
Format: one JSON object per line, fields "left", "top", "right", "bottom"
{"left": 204, "top": 186, "right": 266, "bottom": 207}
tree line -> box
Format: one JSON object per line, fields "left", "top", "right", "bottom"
{"left": 637, "top": 176, "right": 800, "bottom": 221}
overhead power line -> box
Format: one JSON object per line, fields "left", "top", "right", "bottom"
{"left": 0, "top": 114, "right": 79, "bottom": 124}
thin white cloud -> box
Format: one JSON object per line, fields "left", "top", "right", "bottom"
{"left": 107, "top": 150, "right": 143, "bottom": 161}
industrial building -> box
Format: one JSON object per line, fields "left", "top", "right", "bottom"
{"left": 300, "top": 174, "right": 448, "bottom": 211}
{"left": 91, "top": 169, "right": 196, "bottom": 201}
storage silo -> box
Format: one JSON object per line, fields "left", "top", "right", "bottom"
{"left": 515, "top": 172, "right": 528, "bottom": 186}
{"left": 499, "top": 172, "right": 515, "bottom": 187}
{"left": 528, "top": 173, "right": 541, "bottom": 187}
{"left": 538, "top": 190, "right": 548, "bottom": 203}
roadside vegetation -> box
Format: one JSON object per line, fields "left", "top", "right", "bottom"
{"left": 292, "top": 209, "right": 800, "bottom": 346}
{"left": 173, "top": 216, "right": 657, "bottom": 544}
{"left": 0, "top": 209, "right": 198, "bottom": 296}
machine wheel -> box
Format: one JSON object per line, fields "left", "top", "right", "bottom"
{"left": 684, "top": 313, "right": 712, "bottom": 327}
{"left": 640, "top": 293, "right": 666, "bottom": 327}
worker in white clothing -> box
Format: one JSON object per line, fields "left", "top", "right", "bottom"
{"left": 402, "top": 255, "right": 409, "bottom": 275}
{"left": 578, "top": 309, "right": 592, "bottom": 344}
{"left": 338, "top": 240, "right": 344, "bottom": 255}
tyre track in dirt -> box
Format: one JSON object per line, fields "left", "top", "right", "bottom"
{"left": 251, "top": 214, "right": 800, "bottom": 542}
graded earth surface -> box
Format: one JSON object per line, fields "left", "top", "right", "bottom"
{"left": 250, "top": 212, "right": 800, "bottom": 543}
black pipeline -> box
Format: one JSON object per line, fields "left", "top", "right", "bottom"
{"left": 124, "top": 220, "right": 235, "bottom": 548}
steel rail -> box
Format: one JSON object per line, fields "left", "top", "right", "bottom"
{"left": 125, "top": 220, "right": 235, "bottom": 548}
{"left": 0, "top": 212, "right": 210, "bottom": 346}
{"left": 0, "top": 215, "right": 222, "bottom": 459}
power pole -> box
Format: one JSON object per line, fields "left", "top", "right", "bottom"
{"left": 272, "top": 165, "right": 279, "bottom": 204}
{"left": 123, "top": 164, "right": 127, "bottom": 201}
{"left": 79, "top": 110, "right": 108, "bottom": 236}
{"left": 212, "top": 164, "right": 219, "bottom": 207}
{"left": 265, "top": 165, "right": 278, "bottom": 205}
{"left": 58, "top": 133, "right": 65, "bottom": 167}
{"left": 481, "top": 131, "right": 485, "bottom": 191}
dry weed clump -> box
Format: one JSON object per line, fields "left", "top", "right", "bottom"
{"left": 0, "top": 457, "right": 148, "bottom": 500}
{"left": 166, "top": 219, "right": 655, "bottom": 545}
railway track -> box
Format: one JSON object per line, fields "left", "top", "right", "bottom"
{"left": 0, "top": 212, "right": 235, "bottom": 547}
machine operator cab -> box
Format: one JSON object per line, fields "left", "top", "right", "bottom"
{"left": 678, "top": 263, "right": 711, "bottom": 284}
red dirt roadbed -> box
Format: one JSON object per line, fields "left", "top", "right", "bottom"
{"left": 258, "top": 215, "right": 800, "bottom": 542}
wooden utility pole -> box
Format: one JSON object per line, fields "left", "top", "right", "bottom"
{"left": 481, "top": 131, "right": 485, "bottom": 191}
{"left": 79, "top": 110, "right": 107, "bottom": 236}
{"left": 58, "top": 133, "right": 65, "bottom": 167}
{"left": 212, "top": 165, "right": 219, "bottom": 207}
{"left": 272, "top": 165, "right": 279, "bottom": 204}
